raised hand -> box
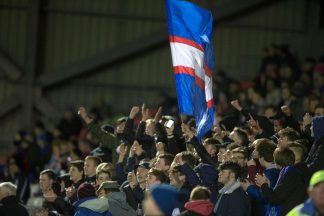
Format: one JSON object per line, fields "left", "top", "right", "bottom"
{"left": 141, "top": 104, "right": 150, "bottom": 121}
{"left": 181, "top": 123, "right": 194, "bottom": 140}
{"left": 129, "top": 106, "right": 140, "bottom": 119}
{"left": 78, "top": 107, "right": 92, "bottom": 124}
{"left": 281, "top": 105, "right": 291, "bottom": 116}
{"left": 127, "top": 171, "right": 138, "bottom": 189}
{"left": 231, "top": 100, "right": 243, "bottom": 111}
{"left": 303, "top": 113, "right": 312, "bottom": 128}
{"left": 154, "top": 106, "right": 163, "bottom": 123}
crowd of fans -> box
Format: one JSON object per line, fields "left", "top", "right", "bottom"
{"left": 0, "top": 43, "right": 324, "bottom": 216}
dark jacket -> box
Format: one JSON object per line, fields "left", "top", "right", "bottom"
{"left": 180, "top": 163, "right": 218, "bottom": 202}
{"left": 43, "top": 196, "right": 73, "bottom": 216}
{"left": 87, "top": 121, "right": 120, "bottom": 163}
{"left": 179, "top": 200, "right": 214, "bottom": 216}
{"left": 122, "top": 184, "right": 144, "bottom": 210}
{"left": 260, "top": 166, "right": 308, "bottom": 215}
{"left": 306, "top": 116, "right": 324, "bottom": 174}
{"left": 73, "top": 197, "right": 111, "bottom": 216}
{"left": 214, "top": 181, "right": 250, "bottom": 216}
{"left": 0, "top": 195, "right": 29, "bottom": 216}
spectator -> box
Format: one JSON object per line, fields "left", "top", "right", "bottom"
{"left": 0, "top": 182, "right": 29, "bottom": 216}
{"left": 84, "top": 156, "right": 102, "bottom": 184}
{"left": 73, "top": 182, "right": 110, "bottom": 216}
{"left": 145, "top": 168, "right": 169, "bottom": 188}
{"left": 287, "top": 170, "right": 324, "bottom": 215}
{"left": 96, "top": 181, "right": 136, "bottom": 216}
{"left": 66, "top": 160, "right": 84, "bottom": 204}
{"left": 214, "top": 161, "right": 250, "bottom": 216}
{"left": 143, "top": 183, "right": 180, "bottom": 216}
{"left": 256, "top": 148, "right": 308, "bottom": 215}
{"left": 179, "top": 186, "right": 214, "bottom": 216}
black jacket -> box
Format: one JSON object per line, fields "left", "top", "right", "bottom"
{"left": 0, "top": 195, "right": 29, "bottom": 216}
{"left": 261, "top": 167, "right": 308, "bottom": 215}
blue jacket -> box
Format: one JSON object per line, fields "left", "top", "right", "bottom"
{"left": 73, "top": 197, "right": 112, "bottom": 216}
{"left": 247, "top": 167, "right": 279, "bottom": 216}
{"left": 180, "top": 163, "right": 218, "bottom": 202}
{"left": 214, "top": 181, "right": 250, "bottom": 216}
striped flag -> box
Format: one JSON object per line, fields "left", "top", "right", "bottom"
{"left": 166, "top": 0, "right": 215, "bottom": 141}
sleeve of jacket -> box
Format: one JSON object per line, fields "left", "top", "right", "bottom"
{"left": 180, "top": 164, "right": 200, "bottom": 186}
{"left": 122, "top": 185, "right": 140, "bottom": 210}
{"left": 260, "top": 171, "right": 298, "bottom": 205}
{"left": 135, "top": 121, "right": 146, "bottom": 141}
{"left": 155, "top": 122, "right": 168, "bottom": 144}
{"left": 115, "top": 162, "right": 127, "bottom": 185}
{"left": 123, "top": 118, "right": 135, "bottom": 145}
{"left": 246, "top": 185, "right": 266, "bottom": 203}
{"left": 307, "top": 138, "right": 324, "bottom": 173}
{"left": 189, "top": 137, "right": 216, "bottom": 167}
{"left": 87, "top": 121, "right": 117, "bottom": 149}
{"left": 54, "top": 198, "right": 74, "bottom": 216}
{"left": 126, "top": 156, "right": 136, "bottom": 172}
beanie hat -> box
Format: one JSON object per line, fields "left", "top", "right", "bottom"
{"left": 77, "top": 182, "right": 96, "bottom": 199}
{"left": 150, "top": 184, "right": 179, "bottom": 216}
{"left": 310, "top": 170, "right": 324, "bottom": 187}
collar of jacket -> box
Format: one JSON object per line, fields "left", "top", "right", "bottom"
{"left": 218, "top": 180, "right": 241, "bottom": 194}
{"left": 301, "top": 198, "right": 318, "bottom": 215}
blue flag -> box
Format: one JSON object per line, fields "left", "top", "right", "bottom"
{"left": 166, "top": 0, "right": 215, "bottom": 140}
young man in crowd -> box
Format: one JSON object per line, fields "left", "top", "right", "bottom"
{"left": 84, "top": 156, "right": 102, "bottom": 184}
{"left": 214, "top": 161, "right": 250, "bottom": 216}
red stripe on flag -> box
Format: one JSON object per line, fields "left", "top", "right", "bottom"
{"left": 203, "top": 64, "right": 212, "bottom": 77}
{"left": 207, "top": 99, "right": 214, "bottom": 108}
{"left": 173, "top": 66, "right": 195, "bottom": 76}
{"left": 195, "top": 76, "right": 205, "bottom": 89}
{"left": 169, "top": 36, "right": 204, "bottom": 51}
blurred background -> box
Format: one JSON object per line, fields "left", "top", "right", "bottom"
{"left": 0, "top": 0, "right": 323, "bottom": 151}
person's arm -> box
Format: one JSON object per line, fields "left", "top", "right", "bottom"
{"left": 78, "top": 107, "right": 116, "bottom": 149}
{"left": 189, "top": 136, "right": 216, "bottom": 167}
{"left": 123, "top": 106, "right": 140, "bottom": 146}
{"left": 260, "top": 170, "right": 298, "bottom": 205}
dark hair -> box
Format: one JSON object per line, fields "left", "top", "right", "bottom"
{"left": 219, "top": 161, "right": 241, "bottom": 180}
{"left": 40, "top": 169, "right": 57, "bottom": 181}
{"left": 278, "top": 127, "right": 299, "bottom": 142}
{"left": 288, "top": 142, "right": 307, "bottom": 161}
{"left": 232, "top": 147, "right": 249, "bottom": 159}
{"left": 233, "top": 128, "right": 249, "bottom": 146}
{"left": 274, "top": 148, "right": 295, "bottom": 167}
{"left": 70, "top": 160, "right": 84, "bottom": 173}
{"left": 158, "top": 154, "right": 175, "bottom": 167}
{"left": 171, "top": 165, "right": 185, "bottom": 176}
{"left": 227, "top": 143, "right": 241, "bottom": 151}
{"left": 148, "top": 168, "right": 169, "bottom": 183}
{"left": 190, "top": 186, "right": 211, "bottom": 200}
{"left": 204, "top": 138, "right": 220, "bottom": 146}
{"left": 85, "top": 156, "right": 102, "bottom": 166}
{"left": 255, "top": 138, "right": 277, "bottom": 162}
{"left": 180, "top": 151, "right": 196, "bottom": 168}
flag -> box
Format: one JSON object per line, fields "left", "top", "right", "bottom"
{"left": 166, "top": 0, "right": 215, "bottom": 140}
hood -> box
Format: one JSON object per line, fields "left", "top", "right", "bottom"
{"left": 78, "top": 197, "right": 109, "bottom": 213}
{"left": 108, "top": 192, "right": 132, "bottom": 210}
{"left": 194, "top": 163, "right": 218, "bottom": 184}
{"left": 313, "top": 117, "right": 324, "bottom": 141}
{"left": 185, "top": 200, "right": 214, "bottom": 216}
